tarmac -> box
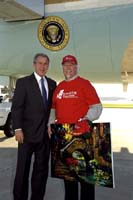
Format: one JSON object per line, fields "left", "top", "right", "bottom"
{"left": 0, "top": 130, "right": 133, "bottom": 200}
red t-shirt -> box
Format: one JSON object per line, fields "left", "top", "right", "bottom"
{"left": 52, "top": 76, "right": 100, "bottom": 124}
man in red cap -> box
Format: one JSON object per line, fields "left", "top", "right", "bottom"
{"left": 48, "top": 55, "right": 103, "bottom": 200}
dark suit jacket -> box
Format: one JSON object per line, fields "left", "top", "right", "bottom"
{"left": 11, "top": 73, "right": 56, "bottom": 143}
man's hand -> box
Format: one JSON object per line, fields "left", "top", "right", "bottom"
{"left": 15, "top": 130, "right": 24, "bottom": 144}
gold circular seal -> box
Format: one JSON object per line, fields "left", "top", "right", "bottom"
{"left": 38, "top": 16, "right": 69, "bottom": 51}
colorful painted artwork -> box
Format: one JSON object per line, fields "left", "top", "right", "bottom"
{"left": 51, "top": 122, "right": 114, "bottom": 188}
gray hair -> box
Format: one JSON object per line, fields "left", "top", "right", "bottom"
{"left": 33, "top": 53, "right": 50, "bottom": 63}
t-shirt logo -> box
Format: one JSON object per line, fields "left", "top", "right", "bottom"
{"left": 57, "top": 89, "right": 78, "bottom": 99}
{"left": 57, "top": 89, "right": 64, "bottom": 99}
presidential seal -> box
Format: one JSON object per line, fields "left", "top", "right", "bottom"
{"left": 38, "top": 16, "right": 69, "bottom": 51}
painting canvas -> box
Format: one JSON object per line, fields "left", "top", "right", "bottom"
{"left": 51, "top": 122, "right": 114, "bottom": 188}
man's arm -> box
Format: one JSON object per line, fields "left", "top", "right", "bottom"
{"left": 11, "top": 78, "right": 26, "bottom": 143}
{"left": 81, "top": 80, "right": 103, "bottom": 122}
{"left": 11, "top": 79, "right": 26, "bottom": 129}
{"left": 47, "top": 108, "right": 56, "bottom": 138}
{"left": 48, "top": 108, "right": 56, "bottom": 125}
{"left": 85, "top": 103, "right": 103, "bottom": 121}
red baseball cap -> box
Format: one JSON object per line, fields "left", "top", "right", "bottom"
{"left": 62, "top": 55, "right": 78, "bottom": 65}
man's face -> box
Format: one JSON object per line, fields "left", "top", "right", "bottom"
{"left": 62, "top": 62, "right": 77, "bottom": 80}
{"left": 34, "top": 56, "right": 49, "bottom": 77}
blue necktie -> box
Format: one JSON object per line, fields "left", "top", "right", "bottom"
{"left": 41, "top": 78, "right": 47, "bottom": 107}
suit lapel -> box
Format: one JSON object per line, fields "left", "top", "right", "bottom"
{"left": 46, "top": 77, "right": 52, "bottom": 103}
{"left": 30, "top": 74, "right": 53, "bottom": 109}
{"left": 30, "top": 73, "right": 44, "bottom": 107}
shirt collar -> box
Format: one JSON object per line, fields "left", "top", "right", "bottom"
{"left": 65, "top": 74, "right": 78, "bottom": 82}
{"left": 34, "top": 72, "right": 46, "bottom": 83}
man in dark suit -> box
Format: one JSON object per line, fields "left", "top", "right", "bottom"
{"left": 11, "top": 53, "right": 56, "bottom": 200}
